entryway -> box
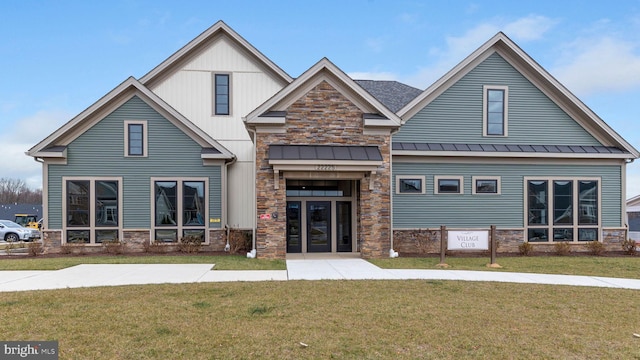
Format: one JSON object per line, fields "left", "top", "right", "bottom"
{"left": 285, "top": 180, "right": 356, "bottom": 254}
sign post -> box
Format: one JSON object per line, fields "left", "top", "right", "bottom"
{"left": 488, "top": 225, "right": 502, "bottom": 268}
{"left": 436, "top": 225, "right": 449, "bottom": 268}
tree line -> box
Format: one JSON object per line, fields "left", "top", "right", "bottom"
{"left": 0, "top": 178, "right": 42, "bottom": 204}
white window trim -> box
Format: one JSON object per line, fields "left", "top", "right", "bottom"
{"left": 213, "top": 72, "right": 232, "bottom": 116}
{"left": 151, "top": 177, "right": 210, "bottom": 244}
{"left": 523, "top": 176, "right": 602, "bottom": 243}
{"left": 62, "top": 177, "right": 123, "bottom": 245}
{"left": 483, "top": 85, "right": 509, "bottom": 137}
{"left": 472, "top": 176, "right": 501, "bottom": 195}
{"left": 124, "top": 120, "right": 148, "bottom": 157}
{"left": 396, "top": 175, "right": 426, "bottom": 194}
{"left": 434, "top": 176, "right": 464, "bottom": 195}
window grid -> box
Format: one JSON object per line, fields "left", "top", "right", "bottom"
{"left": 525, "top": 177, "right": 600, "bottom": 243}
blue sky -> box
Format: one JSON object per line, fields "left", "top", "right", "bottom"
{"left": 1, "top": 0, "right": 640, "bottom": 198}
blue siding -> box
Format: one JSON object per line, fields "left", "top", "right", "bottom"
{"left": 47, "top": 96, "right": 222, "bottom": 229}
{"left": 395, "top": 53, "right": 603, "bottom": 146}
{"left": 392, "top": 162, "right": 622, "bottom": 228}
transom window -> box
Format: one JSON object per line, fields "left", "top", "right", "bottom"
{"left": 483, "top": 85, "right": 508, "bottom": 136}
{"left": 153, "top": 179, "right": 208, "bottom": 243}
{"left": 435, "top": 176, "right": 464, "bottom": 194}
{"left": 286, "top": 180, "right": 352, "bottom": 197}
{"left": 526, "top": 178, "right": 600, "bottom": 243}
{"left": 65, "top": 178, "right": 121, "bottom": 244}
{"left": 124, "top": 120, "right": 147, "bottom": 157}
{"left": 396, "top": 176, "right": 425, "bottom": 194}
{"left": 214, "top": 73, "right": 230, "bottom": 115}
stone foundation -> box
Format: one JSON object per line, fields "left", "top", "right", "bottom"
{"left": 393, "top": 228, "right": 627, "bottom": 255}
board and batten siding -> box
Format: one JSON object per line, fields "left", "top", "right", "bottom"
{"left": 392, "top": 162, "right": 622, "bottom": 229}
{"left": 149, "top": 36, "right": 285, "bottom": 160}
{"left": 395, "top": 53, "right": 602, "bottom": 146}
{"left": 46, "top": 96, "right": 223, "bottom": 229}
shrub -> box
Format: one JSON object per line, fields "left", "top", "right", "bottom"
{"left": 178, "top": 235, "right": 202, "bottom": 253}
{"left": 144, "top": 240, "right": 166, "bottom": 253}
{"left": 586, "top": 241, "right": 605, "bottom": 256}
{"left": 518, "top": 242, "right": 533, "bottom": 256}
{"left": 102, "top": 239, "right": 125, "bottom": 255}
{"left": 621, "top": 239, "right": 637, "bottom": 255}
{"left": 554, "top": 242, "right": 571, "bottom": 256}
{"left": 228, "top": 229, "right": 251, "bottom": 254}
{"left": 28, "top": 241, "right": 43, "bottom": 256}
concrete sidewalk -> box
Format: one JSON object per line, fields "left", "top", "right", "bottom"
{"left": 0, "top": 259, "right": 639, "bottom": 292}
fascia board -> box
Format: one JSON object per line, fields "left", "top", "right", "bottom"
{"left": 245, "top": 58, "right": 401, "bottom": 127}
{"left": 27, "top": 77, "right": 235, "bottom": 160}
{"left": 140, "top": 21, "right": 292, "bottom": 86}
{"left": 398, "top": 33, "right": 504, "bottom": 120}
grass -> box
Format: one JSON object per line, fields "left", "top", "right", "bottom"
{"left": 370, "top": 255, "right": 640, "bottom": 279}
{"left": 0, "top": 255, "right": 285, "bottom": 271}
{"left": 1, "top": 281, "right": 639, "bottom": 359}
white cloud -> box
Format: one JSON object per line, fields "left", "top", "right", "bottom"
{"left": 0, "top": 110, "right": 71, "bottom": 190}
{"left": 552, "top": 36, "right": 640, "bottom": 96}
{"left": 402, "top": 15, "right": 557, "bottom": 88}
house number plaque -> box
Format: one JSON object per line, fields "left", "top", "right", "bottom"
{"left": 315, "top": 165, "right": 336, "bottom": 171}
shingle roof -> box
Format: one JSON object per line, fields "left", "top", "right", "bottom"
{"left": 269, "top": 145, "right": 382, "bottom": 161}
{"left": 354, "top": 80, "right": 422, "bottom": 113}
{"left": 393, "top": 142, "right": 628, "bottom": 154}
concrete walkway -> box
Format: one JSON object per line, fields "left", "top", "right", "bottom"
{"left": 0, "top": 258, "right": 639, "bottom": 292}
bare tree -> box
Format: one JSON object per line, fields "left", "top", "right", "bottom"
{"left": 0, "top": 178, "right": 42, "bottom": 204}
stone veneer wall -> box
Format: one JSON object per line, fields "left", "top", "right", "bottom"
{"left": 255, "top": 80, "right": 392, "bottom": 259}
{"left": 393, "top": 227, "right": 629, "bottom": 255}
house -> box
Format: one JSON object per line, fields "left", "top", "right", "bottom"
{"left": 27, "top": 21, "right": 639, "bottom": 258}
{"left": 627, "top": 195, "right": 640, "bottom": 241}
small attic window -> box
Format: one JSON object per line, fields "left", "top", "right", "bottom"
{"left": 125, "top": 120, "right": 147, "bottom": 157}
{"left": 214, "top": 73, "right": 231, "bottom": 116}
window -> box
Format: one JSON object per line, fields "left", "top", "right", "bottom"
{"left": 526, "top": 178, "right": 600, "bottom": 243}
{"left": 435, "top": 176, "right": 464, "bottom": 194}
{"left": 483, "top": 85, "right": 508, "bottom": 136}
{"left": 124, "top": 120, "right": 147, "bottom": 157}
{"left": 64, "top": 178, "right": 120, "bottom": 244}
{"left": 396, "top": 176, "right": 425, "bottom": 194}
{"left": 153, "top": 179, "right": 207, "bottom": 243}
{"left": 214, "top": 73, "right": 230, "bottom": 115}
{"left": 472, "top": 176, "right": 501, "bottom": 195}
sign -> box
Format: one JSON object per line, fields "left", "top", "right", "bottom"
{"left": 447, "top": 230, "right": 489, "bottom": 250}
{"left": 209, "top": 218, "right": 221, "bottom": 223}
{"left": 259, "top": 214, "right": 271, "bottom": 220}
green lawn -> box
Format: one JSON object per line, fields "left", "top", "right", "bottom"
{"left": 1, "top": 281, "right": 639, "bottom": 359}
{"left": 370, "top": 255, "right": 640, "bottom": 279}
{"left": 0, "top": 254, "right": 285, "bottom": 271}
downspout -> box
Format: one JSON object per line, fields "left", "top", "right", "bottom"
{"left": 223, "top": 155, "right": 237, "bottom": 252}
{"left": 389, "top": 128, "right": 399, "bottom": 258}
{"left": 246, "top": 127, "right": 258, "bottom": 258}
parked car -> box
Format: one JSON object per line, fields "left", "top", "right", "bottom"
{"left": 0, "top": 219, "right": 41, "bottom": 242}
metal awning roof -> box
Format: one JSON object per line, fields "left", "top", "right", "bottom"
{"left": 269, "top": 145, "right": 382, "bottom": 161}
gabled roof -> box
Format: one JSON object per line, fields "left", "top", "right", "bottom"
{"left": 398, "top": 32, "right": 639, "bottom": 158}
{"left": 244, "top": 58, "right": 401, "bottom": 128}
{"left": 140, "top": 20, "right": 292, "bottom": 87}
{"left": 26, "top": 77, "right": 234, "bottom": 160}
{"left": 628, "top": 194, "right": 640, "bottom": 208}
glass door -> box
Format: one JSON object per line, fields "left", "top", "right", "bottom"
{"left": 336, "top": 201, "right": 352, "bottom": 252}
{"left": 286, "top": 202, "right": 302, "bottom": 253}
{"left": 307, "top": 201, "right": 331, "bottom": 252}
